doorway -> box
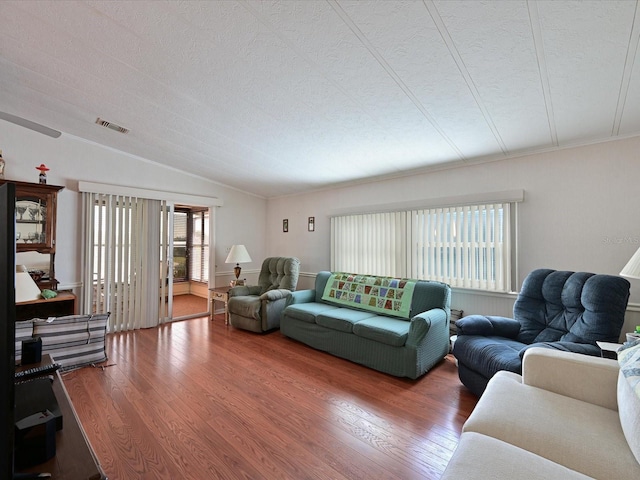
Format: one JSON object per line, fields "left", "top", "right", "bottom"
{"left": 169, "top": 206, "right": 210, "bottom": 320}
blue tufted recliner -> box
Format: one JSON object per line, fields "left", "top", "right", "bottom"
{"left": 452, "top": 269, "right": 630, "bottom": 396}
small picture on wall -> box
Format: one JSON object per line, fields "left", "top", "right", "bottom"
{"left": 283, "top": 219, "right": 289, "bottom": 233}
{"left": 308, "top": 216, "right": 315, "bottom": 232}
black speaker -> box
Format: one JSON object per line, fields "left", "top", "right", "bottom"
{"left": 22, "top": 337, "right": 42, "bottom": 365}
{"left": 14, "top": 409, "right": 56, "bottom": 468}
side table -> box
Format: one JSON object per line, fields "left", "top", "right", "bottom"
{"left": 596, "top": 341, "right": 623, "bottom": 360}
{"left": 209, "top": 286, "right": 231, "bottom": 324}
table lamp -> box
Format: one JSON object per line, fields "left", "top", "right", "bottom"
{"left": 225, "top": 245, "right": 252, "bottom": 281}
{"left": 620, "top": 246, "right": 640, "bottom": 279}
{"left": 16, "top": 265, "right": 42, "bottom": 303}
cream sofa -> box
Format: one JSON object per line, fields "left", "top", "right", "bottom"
{"left": 442, "top": 345, "right": 640, "bottom": 479}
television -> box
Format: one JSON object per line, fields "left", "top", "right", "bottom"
{"left": 0, "top": 182, "right": 16, "bottom": 479}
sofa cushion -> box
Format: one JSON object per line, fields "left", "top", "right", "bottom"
{"left": 284, "top": 303, "right": 339, "bottom": 324}
{"left": 353, "top": 316, "right": 410, "bottom": 347}
{"left": 617, "top": 339, "right": 640, "bottom": 464}
{"left": 452, "top": 335, "right": 527, "bottom": 377}
{"left": 316, "top": 308, "right": 376, "bottom": 333}
{"left": 442, "top": 432, "right": 593, "bottom": 480}
{"left": 463, "top": 370, "right": 640, "bottom": 480}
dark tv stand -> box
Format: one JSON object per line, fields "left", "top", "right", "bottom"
{"left": 15, "top": 356, "right": 106, "bottom": 480}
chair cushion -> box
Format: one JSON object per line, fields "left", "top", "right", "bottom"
{"left": 257, "top": 257, "right": 300, "bottom": 294}
{"left": 464, "top": 371, "right": 640, "bottom": 480}
{"left": 442, "top": 432, "right": 593, "bottom": 480}
{"left": 514, "top": 269, "right": 629, "bottom": 345}
{"left": 353, "top": 316, "right": 410, "bottom": 347}
{"left": 453, "top": 335, "right": 527, "bottom": 377}
{"left": 228, "top": 295, "right": 261, "bottom": 320}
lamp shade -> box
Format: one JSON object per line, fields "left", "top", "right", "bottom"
{"left": 16, "top": 265, "right": 42, "bottom": 303}
{"left": 620, "top": 246, "right": 640, "bottom": 279}
{"left": 225, "top": 245, "right": 252, "bottom": 264}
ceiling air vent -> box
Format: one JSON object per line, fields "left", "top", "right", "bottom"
{"left": 95, "top": 117, "right": 130, "bottom": 134}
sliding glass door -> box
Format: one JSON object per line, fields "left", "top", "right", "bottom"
{"left": 170, "top": 208, "right": 210, "bottom": 320}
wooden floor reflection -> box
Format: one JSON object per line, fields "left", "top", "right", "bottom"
{"left": 63, "top": 315, "right": 477, "bottom": 480}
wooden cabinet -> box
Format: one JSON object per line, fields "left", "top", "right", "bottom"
{"left": 16, "top": 291, "right": 77, "bottom": 321}
{"left": 1, "top": 180, "right": 64, "bottom": 289}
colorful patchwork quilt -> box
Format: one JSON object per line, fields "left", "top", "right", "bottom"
{"left": 321, "top": 272, "right": 416, "bottom": 319}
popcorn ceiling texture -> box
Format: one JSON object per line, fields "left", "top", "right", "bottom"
{"left": 0, "top": 0, "right": 639, "bottom": 197}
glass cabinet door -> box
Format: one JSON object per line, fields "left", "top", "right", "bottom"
{"left": 16, "top": 195, "right": 50, "bottom": 250}
{"left": 1, "top": 180, "right": 63, "bottom": 290}
{"left": 4, "top": 181, "right": 63, "bottom": 255}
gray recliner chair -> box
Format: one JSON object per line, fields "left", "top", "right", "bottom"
{"left": 228, "top": 257, "right": 300, "bottom": 332}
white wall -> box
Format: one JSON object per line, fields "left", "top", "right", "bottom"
{"left": 1, "top": 120, "right": 267, "bottom": 292}
{"left": 266, "top": 135, "right": 640, "bottom": 340}
{"left": 5, "top": 119, "right": 639, "bottom": 339}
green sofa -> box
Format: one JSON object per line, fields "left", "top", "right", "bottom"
{"left": 281, "top": 271, "right": 451, "bottom": 379}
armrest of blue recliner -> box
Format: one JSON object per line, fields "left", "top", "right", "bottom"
{"left": 456, "top": 315, "right": 521, "bottom": 338}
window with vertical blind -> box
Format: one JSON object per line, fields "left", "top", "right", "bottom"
{"left": 173, "top": 209, "right": 209, "bottom": 283}
{"left": 331, "top": 201, "right": 517, "bottom": 293}
{"left": 190, "top": 210, "right": 209, "bottom": 283}
{"left": 173, "top": 211, "right": 188, "bottom": 281}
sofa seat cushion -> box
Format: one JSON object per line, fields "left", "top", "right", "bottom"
{"left": 463, "top": 371, "right": 640, "bottom": 480}
{"left": 453, "top": 335, "right": 527, "bottom": 377}
{"left": 228, "top": 295, "right": 261, "bottom": 320}
{"left": 316, "top": 308, "right": 376, "bottom": 333}
{"left": 353, "top": 316, "right": 410, "bottom": 347}
{"left": 441, "top": 432, "right": 593, "bottom": 480}
{"left": 284, "top": 302, "right": 339, "bottom": 324}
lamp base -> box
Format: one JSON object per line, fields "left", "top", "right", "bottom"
{"left": 234, "top": 264, "right": 241, "bottom": 280}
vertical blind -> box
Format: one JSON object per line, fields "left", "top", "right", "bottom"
{"left": 331, "top": 202, "right": 512, "bottom": 292}
{"left": 81, "top": 192, "right": 168, "bottom": 332}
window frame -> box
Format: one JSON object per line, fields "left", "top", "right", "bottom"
{"left": 330, "top": 197, "right": 519, "bottom": 293}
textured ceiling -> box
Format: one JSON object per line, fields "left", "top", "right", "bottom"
{"left": 0, "top": 0, "right": 639, "bottom": 198}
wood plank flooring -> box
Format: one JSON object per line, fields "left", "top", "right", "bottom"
{"left": 62, "top": 315, "right": 477, "bottom": 479}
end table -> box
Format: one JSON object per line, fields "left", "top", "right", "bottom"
{"left": 596, "top": 341, "right": 623, "bottom": 359}
{"left": 209, "top": 286, "right": 231, "bottom": 324}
